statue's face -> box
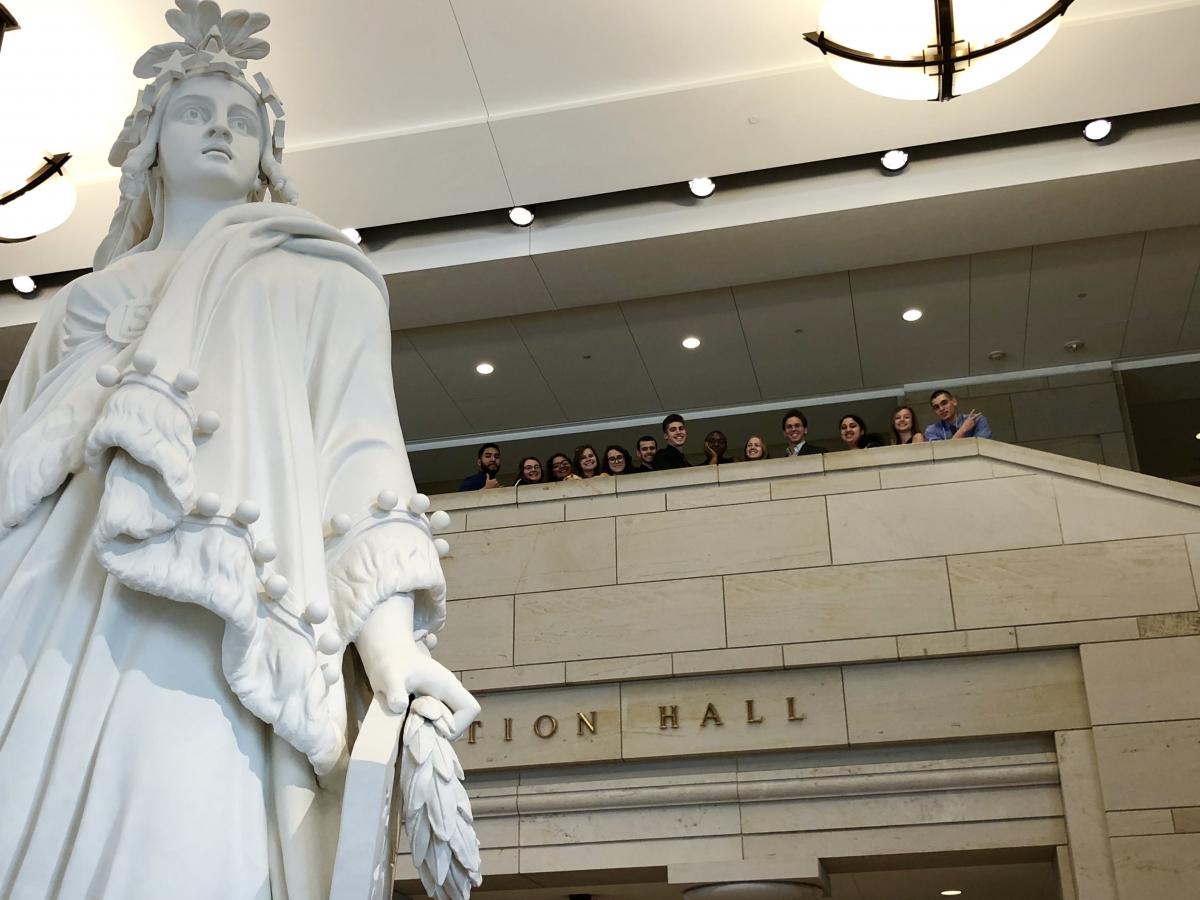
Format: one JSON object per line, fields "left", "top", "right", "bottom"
{"left": 157, "top": 73, "right": 264, "bottom": 201}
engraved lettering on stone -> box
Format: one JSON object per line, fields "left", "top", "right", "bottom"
{"left": 533, "top": 714, "right": 558, "bottom": 739}
{"left": 577, "top": 711, "right": 597, "bottom": 736}
{"left": 745, "top": 699, "right": 764, "bottom": 724}
{"left": 787, "top": 696, "right": 806, "bottom": 722}
{"left": 467, "top": 721, "right": 482, "bottom": 744}
{"left": 659, "top": 705, "right": 680, "bottom": 730}
{"left": 700, "top": 703, "right": 724, "bottom": 727}
{"left": 503, "top": 717, "right": 513, "bottom": 742}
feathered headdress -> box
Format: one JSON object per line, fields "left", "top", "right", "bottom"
{"left": 95, "top": 0, "right": 293, "bottom": 270}
{"left": 109, "top": 0, "right": 286, "bottom": 169}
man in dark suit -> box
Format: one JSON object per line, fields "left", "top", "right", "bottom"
{"left": 630, "top": 435, "right": 658, "bottom": 473}
{"left": 781, "top": 409, "right": 826, "bottom": 456}
{"left": 653, "top": 413, "right": 691, "bottom": 469}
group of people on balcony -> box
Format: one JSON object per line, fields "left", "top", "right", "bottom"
{"left": 459, "top": 387, "right": 991, "bottom": 490}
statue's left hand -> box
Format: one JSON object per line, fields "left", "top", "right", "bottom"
{"left": 355, "top": 595, "right": 481, "bottom": 741}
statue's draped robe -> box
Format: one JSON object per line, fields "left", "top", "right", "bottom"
{"left": 0, "top": 205, "right": 445, "bottom": 900}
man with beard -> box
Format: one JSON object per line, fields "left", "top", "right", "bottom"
{"left": 459, "top": 442, "right": 503, "bottom": 490}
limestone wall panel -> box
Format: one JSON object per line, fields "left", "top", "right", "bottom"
{"left": 436, "top": 595, "right": 514, "bottom": 671}
{"left": 724, "top": 558, "right": 953, "bottom": 646}
{"left": 843, "top": 649, "right": 1089, "bottom": 744}
{"left": 1082, "top": 636, "right": 1200, "bottom": 725}
{"left": 948, "top": 537, "right": 1198, "bottom": 629}
{"left": 1112, "top": 834, "right": 1200, "bottom": 900}
{"left": 513, "top": 578, "right": 726, "bottom": 664}
{"left": 615, "top": 498, "right": 830, "bottom": 582}
{"left": 1093, "top": 720, "right": 1200, "bottom": 810}
{"left": 441, "top": 518, "right": 615, "bottom": 600}
{"left": 827, "top": 475, "right": 1062, "bottom": 564}
{"left": 1053, "top": 477, "right": 1200, "bottom": 544}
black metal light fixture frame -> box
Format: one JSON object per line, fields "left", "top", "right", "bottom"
{"left": 804, "top": 0, "right": 1074, "bottom": 102}
{"left": 0, "top": 3, "right": 17, "bottom": 56}
{"left": 0, "top": 153, "right": 73, "bottom": 244}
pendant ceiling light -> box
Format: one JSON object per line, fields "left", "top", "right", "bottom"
{"left": 805, "top": 0, "right": 1074, "bottom": 102}
{"left": 0, "top": 8, "right": 77, "bottom": 243}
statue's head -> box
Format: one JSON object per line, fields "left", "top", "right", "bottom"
{"left": 95, "top": 0, "right": 297, "bottom": 269}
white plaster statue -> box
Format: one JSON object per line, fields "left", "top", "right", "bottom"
{"left": 0, "top": 3, "right": 481, "bottom": 898}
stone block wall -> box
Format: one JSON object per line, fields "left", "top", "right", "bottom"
{"left": 403, "top": 438, "right": 1200, "bottom": 898}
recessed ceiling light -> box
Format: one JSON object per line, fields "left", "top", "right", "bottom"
{"left": 475, "top": 362, "right": 495, "bottom": 375}
{"left": 1064, "top": 339, "right": 1085, "bottom": 352}
{"left": 12, "top": 275, "right": 36, "bottom": 294}
{"left": 681, "top": 336, "right": 701, "bottom": 350}
{"left": 1084, "top": 119, "right": 1113, "bottom": 142}
{"left": 687, "top": 177, "right": 716, "bottom": 198}
{"left": 508, "top": 206, "right": 534, "bottom": 227}
{"left": 940, "top": 892, "right": 963, "bottom": 897}
{"left": 988, "top": 350, "right": 1007, "bottom": 361}
{"left": 340, "top": 227, "right": 362, "bottom": 244}
{"left": 881, "top": 149, "right": 909, "bottom": 172}
{"left": 1194, "top": 432, "right": 1200, "bottom": 441}
{"left": 902, "top": 308, "right": 923, "bottom": 322}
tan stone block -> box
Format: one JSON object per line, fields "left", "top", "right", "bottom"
{"left": 616, "top": 466, "right": 716, "bottom": 493}
{"left": 717, "top": 454, "right": 824, "bottom": 484}
{"left": 828, "top": 475, "right": 1061, "bottom": 565}
{"left": 1112, "top": 834, "right": 1200, "bottom": 900}
{"left": 949, "top": 537, "right": 1198, "bottom": 629}
{"left": 745, "top": 818, "right": 1067, "bottom": 861}
{"left": 726, "top": 559, "right": 954, "bottom": 646}
{"left": 989, "top": 460, "right": 1038, "bottom": 477}
{"left": 435, "top": 596, "right": 514, "bottom": 671}
{"left": 769, "top": 469, "right": 880, "bottom": 499}
{"left": 514, "top": 578, "right": 726, "bottom": 664}
{"left": 519, "top": 801, "right": 742, "bottom": 846}
{"left": 931, "top": 437, "right": 982, "bottom": 459}
{"left": 1057, "top": 845, "right": 1078, "bottom": 900}
{"left": 1098, "top": 467, "right": 1200, "bottom": 509}
{"left": 1106, "top": 809, "right": 1176, "bottom": 837}
{"left": 667, "top": 481, "right": 771, "bottom": 510}
{"left": 621, "top": 668, "right": 847, "bottom": 759}
{"left": 563, "top": 491, "right": 665, "bottom": 520}
{"left": 1173, "top": 807, "right": 1200, "bottom": 833}
{"left": 824, "top": 442, "right": 934, "bottom": 470}
{"left": 517, "top": 834, "right": 744, "bottom": 874}
{"left": 1093, "top": 720, "right": 1200, "bottom": 810}
{"left": 456, "top": 683, "right": 621, "bottom": 771}
{"left": 1081, "top": 636, "right": 1200, "bottom": 725}
{"left": 1138, "top": 611, "right": 1200, "bottom": 638}
{"left": 518, "top": 478, "right": 615, "bottom": 502}
{"left": 441, "top": 518, "right": 615, "bottom": 601}
{"left": 616, "top": 498, "right": 830, "bottom": 582}
{"left": 565, "top": 653, "right": 673, "bottom": 684}
{"left": 897, "top": 627, "right": 1017, "bottom": 658}
{"left": 784, "top": 636, "right": 898, "bottom": 668}
{"left": 879, "top": 457, "right": 997, "bottom": 489}
{"left": 740, "top": 784, "right": 1062, "bottom": 834}
{"left": 1056, "top": 730, "right": 1119, "bottom": 900}
{"left": 466, "top": 501, "right": 564, "bottom": 530}
{"left": 843, "top": 649, "right": 1089, "bottom": 745}
{"left": 461, "top": 662, "right": 565, "bottom": 693}
{"left": 1189, "top": 532, "right": 1200, "bottom": 595}
{"left": 672, "top": 645, "right": 784, "bottom": 676}
{"left": 1054, "top": 477, "right": 1200, "bottom": 544}
{"left": 982, "top": 440, "right": 1102, "bottom": 482}
{"left": 428, "top": 487, "right": 517, "bottom": 512}
{"left": 1016, "top": 619, "right": 1140, "bottom": 649}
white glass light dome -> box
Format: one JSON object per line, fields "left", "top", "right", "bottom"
{"left": 0, "top": 152, "right": 76, "bottom": 242}
{"left": 809, "top": 0, "right": 1070, "bottom": 102}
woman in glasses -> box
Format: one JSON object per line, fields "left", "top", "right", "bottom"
{"left": 514, "top": 456, "right": 545, "bottom": 485}
{"left": 603, "top": 445, "right": 633, "bottom": 476}
{"left": 546, "top": 453, "right": 581, "bottom": 481}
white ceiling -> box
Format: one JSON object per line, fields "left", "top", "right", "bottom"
{"left": 2, "top": 0, "right": 1199, "bottom": 460}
